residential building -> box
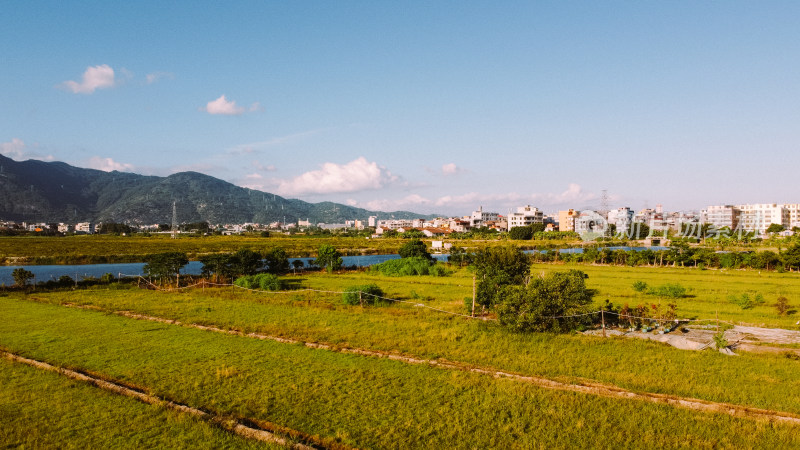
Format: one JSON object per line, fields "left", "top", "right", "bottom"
{"left": 470, "top": 206, "right": 499, "bottom": 228}
{"left": 557, "top": 209, "right": 579, "bottom": 232}
{"left": 75, "top": 222, "right": 95, "bottom": 234}
{"left": 701, "top": 205, "right": 740, "bottom": 231}
{"left": 783, "top": 204, "right": 800, "bottom": 229}
{"left": 507, "top": 205, "right": 544, "bottom": 231}
{"left": 735, "top": 203, "right": 789, "bottom": 235}
{"left": 574, "top": 210, "right": 607, "bottom": 236}
{"left": 606, "top": 207, "right": 634, "bottom": 233}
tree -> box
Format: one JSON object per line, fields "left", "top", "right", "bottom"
{"left": 315, "top": 244, "right": 343, "bottom": 272}
{"left": 508, "top": 226, "right": 533, "bottom": 240}
{"left": 230, "top": 249, "right": 264, "bottom": 276}
{"left": 143, "top": 252, "right": 189, "bottom": 285}
{"left": 472, "top": 245, "right": 530, "bottom": 309}
{"left": 263, "top": 247, "right": 290, "bottom": 274}
{"left": 766, "top": 223, "right": 785, "bottom": 234}
{"left": 398, "top": 239, "right": 432, "bottom": 260}
{"left": 12, "top": 268, "right": 34, "bottom": 287}
{"left": 448, "top": 246, "right": 472, "bottom": 266}
{"left": 199, "top": 253, "right": 235, "bottom": 282}
{"left": 782, "top": 244, "right": 800, "bottom": 271}
{"left": 495, "top": 270, "right": 595, "bottom": 332}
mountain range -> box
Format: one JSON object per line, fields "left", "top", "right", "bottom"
{"left": 0, "top": 155, "right": 433, "bottom": 225}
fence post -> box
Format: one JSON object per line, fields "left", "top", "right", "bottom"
{"left": 471, "top": 276, "right": 476, "bottom": 318}
{"left": 359, "top": 290, "right": 363, "bottom": 307}
{"left": 601, "top": 309, "right": 606, "bottom": 337}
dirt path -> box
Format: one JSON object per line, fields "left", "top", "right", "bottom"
{"left": 61, "top": 303, "right": 800, "bottom": 426}
{"left": 1, "top": 350, "right": 329, "bottom": 450}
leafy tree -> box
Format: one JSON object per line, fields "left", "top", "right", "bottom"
{"left": 401, "top": 229, "right": 425, "bottom": 239}
{"left": 447, "top": 246, "right": 473, "bottom": 266}
{"left": 98, "top": 223, "right": 133, "bottom": 234}
{"left": 315, "top": 244, "right": 343, "bottom": 272}
{"left": 472, "top": 245, "right": 530, "bottom": 309}
{"left": 398, "top": 239, "right": 432, "bottom": 260}
{"left": 263, "top": 247, "right": 290, "bottom": 274}
{"left": 12, "top": 268, "right": 34, "bottom": 287}
{"left": 292, "top": 259, "right": 305, "bottom": 273}
{"left": 199, "top": 254, "right": 236, "bottom": 282}
{"left": 143, "top": 252, "right": 189, "bottom": 284}
{"left": 782, "top": 244, "right": 800, "bottom": 271}
{"left": 230, "top": 249, "right": 264, "bottom": 276}
{"left": 508, "top": 226, "right": 533, "bottom": 240}
{"left": 766, "top": 223, "right": 785, "bottom": 234}
{"left": 495, "top": 270, "right": 595, "bottom": 332}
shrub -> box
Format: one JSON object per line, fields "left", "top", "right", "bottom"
{"left": 632, "top": 281, "right": 648, "bottom": 292}
{"left": 234, "top": 273, "right": 283, "bottom": 291}
{"left": 370, "top": 257, "right": 450, "bottom": 277}
{"left": 775, "top": 296, "right": 792, "bottom": 316}
{"left": 728, "top": 293, "right": 765, "bottom": 310}
{"left": 648, "top": 283, "right": 687, "bottom": 299}
{"left": 342, "top": 284, "right": 386, "bottom": 306}
{"left": 495, "top": 270, "right": 594, "bottom": 333}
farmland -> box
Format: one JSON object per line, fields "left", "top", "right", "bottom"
{"left": 2, "top": 261, "right": 800, "bottom": 448}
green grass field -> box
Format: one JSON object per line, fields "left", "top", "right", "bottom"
{"left": 3, "top": 261, "right": 800, "bottom": 447}
{"left": 2, "top": 297, "right": 799, "bottom": 449}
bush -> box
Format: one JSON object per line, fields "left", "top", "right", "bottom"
{"left": 775, "top": 296, "right": 792, "bottom": 316}
{"left": 728, "top": 293, "right": 765, "bottom": 310}
{"left": 234, "top": 273, "right": 283, "bottom": 291}
{"left": 495, "top": 270, "right": 594, "bottom": 333}
{"left": 370, "top": 257, "right": 450, "bottom": 277}
{"left": 632, "top": 281, "right": 648, "bottom": 292}
{"left": 648, "top": 283, "right": 687, "bottom": 299}
{"left": 342, "top": 284, "right": 386, "bottom": 306}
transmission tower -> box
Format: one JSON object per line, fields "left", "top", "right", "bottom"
{"left": 600, "top": 189, "right": 610, "bottom": 218}
{"left": 171, "top": 201, "right": 178, "bottom": 239}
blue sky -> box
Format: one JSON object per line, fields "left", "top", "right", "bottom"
{"left": 2, "top": 2, "right": 799, "bottom": 216}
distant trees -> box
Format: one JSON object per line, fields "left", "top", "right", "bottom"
{"left": 508, "top": 226, "right": 533, "bottom": 241}
{"left": 766, "top": 223, "right": 785, "bottom": 234}
{"left": 97, "top": 223, "right": 133, "bottom": 234}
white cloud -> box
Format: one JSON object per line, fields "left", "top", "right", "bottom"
{"left": 0, "top": 138, "right": 54, "bottom": 161}
{"left": 441, "top": 163, "right": 463, "bottom": 175}
{"left": 60, "top": 64, "right": 116, "bottom": 94}
{"left": 0, "top": 138, "right": 27, "bottom": 159}
{"left": 275, "top": 157, "right": 396, "bottom": 196}
{"left": 87, "top": 156, "right": 134, "bottom": 172}
{"left": 203, "top": 95, "right": 244, "bottom": 115}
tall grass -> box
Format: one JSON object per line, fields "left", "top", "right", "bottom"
{"left": 2, "top": 298, "right": 799, "bottom": 449}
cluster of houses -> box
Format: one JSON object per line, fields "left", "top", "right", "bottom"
{"left": 4, "top": 202, "right": 799, "bottom": 239}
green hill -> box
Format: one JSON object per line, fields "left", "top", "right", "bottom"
{"left": 0, "top": 155, "right": 433, "bottom": 225}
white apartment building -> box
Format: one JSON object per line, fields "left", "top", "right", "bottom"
{"left": 701, "top": 205, "right": 740, "bottom": 230}
{"left": 507, "top": 205, "right": 544, "bottom": 231}
{"left": 75, "top": 222, "right": 95, "bottom": 234}
{"left": 470, "top": 206, "right": 500, "bottom": 228}
{"left": 606, "top": 207, "right": 634, "bottom": 233}
{"left": 736, "top": 203, "right": 789, "bottom": 235}
{"left": 784, "top": 204, "right": 800, "bottom": 229}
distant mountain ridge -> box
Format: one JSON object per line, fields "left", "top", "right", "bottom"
{"left": 0, "top": 155, "right": 434, "bottom": 224}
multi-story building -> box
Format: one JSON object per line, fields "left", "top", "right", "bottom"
{"left": 507, "top": 205, "right": 544, "bottom": 230}
{"left": 606, "top": 207, "right": 634, "bottom": 233}
{"left": 736, "top": 203, "right": 789, "bottom": 235}
{"left": 783, "top": 204, "right": 800, "bottom": 229}
{"left": 557, "top": 209, "right": 579, "bottom": 232}
{"left": 701, "top": 205, "right": 740, "bottom": 231}
{"left": 470, "top": 206, "right": 500, "bottom": 228}
{"left": 75, "top": 222, "right": 95, "bottom": 234}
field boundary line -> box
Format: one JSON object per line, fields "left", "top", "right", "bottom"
{"left": 0, "top": 350, "right": 334, "bottom": 450}
{"left": 61, "top": 302, "right": 800, "bottom": 426}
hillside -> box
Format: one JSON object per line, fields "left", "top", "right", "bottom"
{"left": 0, "top": 155, "right": 432, "bottom": 224}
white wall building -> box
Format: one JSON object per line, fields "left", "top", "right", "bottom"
{"left": 606, "top": 207, "right": 634, "bottom": 233}
{"left": 736, "top": 203, "right": 789, "bottom": 235}
{"left": 470, "top": 206, "right": 500, "bottom": 228}
{"left": 701, "top": 205, "right": 740, "bottom": 230}
{"left": 506, "top": 205, "right": 544, "bottom": 231}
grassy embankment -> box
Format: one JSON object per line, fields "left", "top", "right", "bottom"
{"left": 1, "top": 296, "right": 799, "bottom": 449}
